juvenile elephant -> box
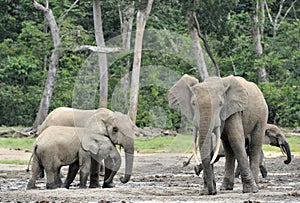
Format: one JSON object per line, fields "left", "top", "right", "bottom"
{"left": 26, "top": 126, "right": 121, "bottom": 189}
{"left": 189, "top": 123, "right": 292, "bottom": 178}
{"left": 168, "top": 74, "right": 268, "bottom": 195}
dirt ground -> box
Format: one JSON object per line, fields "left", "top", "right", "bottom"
{"left": 0, "top": 148, "right": 300, "bottom": 203}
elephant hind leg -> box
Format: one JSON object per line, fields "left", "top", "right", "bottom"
{"left": 45, "top": 165, "right": 61, "bottom": 189}
{"left": 224, "top": 114, "right": 258, "bottom": 193}
{"left": 26, "top": 156, "right": 40, "bottom": 189}
{"left": 62, "top": 161, "right": 79, "bottom": 189}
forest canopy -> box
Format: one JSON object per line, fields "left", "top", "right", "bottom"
{"left": 0, "top": 0, "right": 299, "bottom": 129}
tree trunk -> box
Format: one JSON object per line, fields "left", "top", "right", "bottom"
{"left": 31, "top": 0, "right": 62, "bottom": 130}
{"left": 119, "top": 2, "right": 135, "bottom": 50}
{"left": 251, "top": 0, "right": 267, "bottom": 82}
{"left": 129, "top": 0, "right": 154, "bottom": 123}
{"left": 93, "top": 0, "right": 108, "bottom": 108}
{"left": 186, "top": 10, "right": 209, "bottom": 81}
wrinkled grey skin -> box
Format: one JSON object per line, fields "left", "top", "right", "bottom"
{"left": 34, "top": 107, "right": 111, "bottom": 188}
{"left": 191, "top": 124, "right": 292, "bottom": 178}
{"left": 168, "top": 74, "right": 268, "bottom": 195}
{"left": 32, "top": 107, "right": 136, "bottom": 188}
{"left": 83, "top": 110, "right": 136, "bottom": 185}
{"left": 26, "top": 126, "right": 121, "bottom": 190}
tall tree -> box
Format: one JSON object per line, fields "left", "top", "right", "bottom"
{"left": 129, "top": 0, "right": 154, "bottom": 123}
{"left": 31, "top": 0, "right": 62, "bottom": 130}
{"left": 93, "top": 0, "right": 108, "bottom": 108}
{"left": 119, "top": 1, "right": 135, "bottom": 50}
{"left": 186, "top": 1, "right": 209, "bottom": 80}
{"left": 250, "top": 0, "right": 267, "bottom": 82}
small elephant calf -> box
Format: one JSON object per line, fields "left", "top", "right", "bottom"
{"left": 27, "top": 126, "right": 121, "bottom": 189}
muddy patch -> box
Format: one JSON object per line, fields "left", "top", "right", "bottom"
{"left": 0, "top": 149, "right": 299, "bottom": 202}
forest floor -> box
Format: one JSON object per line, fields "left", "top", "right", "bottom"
{"left": 0, "top": 148, "right": 300, "bottom": 202}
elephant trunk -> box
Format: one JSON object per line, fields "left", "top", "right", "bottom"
{"left": 104, "top": 151, "right": 121, "bottom": 184}
{"left": 198, "top": 104, "right": 217, "bottom": 195}
{"left": 282, "top": 141, "right": 292, "bottom": 164}
{"left": 120, "top": 143, "right": 134, "bottom": 184}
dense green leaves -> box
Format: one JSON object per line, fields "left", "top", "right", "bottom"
{"left": 0, "top": 0, "right": 299, "bottom": 128}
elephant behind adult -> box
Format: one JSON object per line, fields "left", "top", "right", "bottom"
{"left": 26, "top": 126, "right": 121, "bottom": 189}
{"left": 168, "top": 74, "right": 268, "bottom": 195}
{"left": 190, "top": 123, "right": 292, "bottom": 178}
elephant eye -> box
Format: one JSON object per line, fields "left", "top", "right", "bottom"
{"left": 113, "top": 127, "right": 118, "bottom": 133}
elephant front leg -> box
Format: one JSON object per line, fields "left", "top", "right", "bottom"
{"left": 89, "top": 158, "right": 100, "bottom": 188}
{"left": 79, "top": 154, "right": 91, "bottom": 189}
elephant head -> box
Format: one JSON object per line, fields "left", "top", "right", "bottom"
{"left": 80, "top": 108, "right": 135, "bottom": 184}
{"left": 265, "top": 124, "right": 292, "bottom": 164}
{"left": 168, "top": 74, "right": 248, "bottom": 195}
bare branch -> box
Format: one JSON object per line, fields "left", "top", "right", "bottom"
{"left": 59, "top": 0, "right": 80, "bottom": 22}
{"left": 74, "top": 45, "right": 123, "bottom": 53}
{"left": 274, "top": 0, "right": 285, "bottom": 32}
{"left": 264, "top": 0, "right": 274, "bottom": 26}
{"left": 193, "top": 12, "right": 220, "bottom": 77}
{"left": 31, "top": 0, "right": 47, "bottom": 12}
{"left": 278, "top": 0, "right": 297, "bottom": 29}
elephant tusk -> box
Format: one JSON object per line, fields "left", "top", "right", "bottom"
{"left": 280, "top": 145, "right": 287, "bottom": 156}
{"left": 210, "top": 136, "right": 221, "bottom": 165}
{"left": 192, "top": 142, "right": 201, "bottom": 165}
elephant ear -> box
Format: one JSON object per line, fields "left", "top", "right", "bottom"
{"left": 85, "top": 109, "right": 114, "bottom": 135}
{"left": 113, "top": 112, "right": 136, "bottom": 139}
{"left": 76, "top": 126, "right": 106, "bottom": 155}
{"left": 221, "top": 75, "right": 248, "bottom": 120}
{"left": 168, "top": 74, "right": 199, "bottom": 120}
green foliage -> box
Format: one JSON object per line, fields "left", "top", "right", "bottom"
{"left": 260, "top": 83, "right": 300, "bottom": 127}
{"left": 0, "top": 0, "right": 299, "bottom": 129}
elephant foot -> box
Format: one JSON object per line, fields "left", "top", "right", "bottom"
{"left": 102, "top": 182, "right": 115, "bottom": 188}
{"left": 200, "top": 188, "right": 217, "bottom": 195}
{"left": 242, "top": 182, "right": 258, "bottom": 193}
{"left": 194, "top": 164, "right": 203, "bottom": 176}
{"left": 260, "top": 165, "right": 268, "bottom": 178}
{"left": 89, "top": 182, "right": 100, "bottom": 188}
{"left": 46, "top": 182, "right": 59, "bottom": 189}
{"left": 220, "top": 178, "right": 234, "bottom": 190}
{"left": 79, "top": 185, "right": 87, "bottom": 189}
{"left": 61, "top": 183, "right": 70, "bottom": 189}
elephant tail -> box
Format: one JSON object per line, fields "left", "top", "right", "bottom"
{"left": 25, "top": 145, "right": 38, "bottom": 172}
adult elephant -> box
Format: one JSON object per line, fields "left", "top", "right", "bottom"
{"left": 36, "top": 107, "right": 101, "bottom": 134}
{"left": 27, "top": 126, "right": 121, "bottom": 189}
{"left": 83, "top": 110, "right": 136, "bottom": 186}
{"left": 168, "top": 74, "right": 268, "bottom": 195}
{"left": 189, "top": 123, "right": 292, "bottom": 178}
